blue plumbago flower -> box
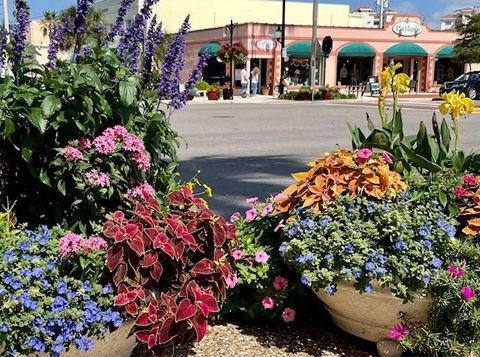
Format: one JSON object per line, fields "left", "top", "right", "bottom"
{"left": 102, "top": 285, "right": 112, "bottom": 294}
{"left": 296, "top": 207, "right": 306, "bottom": 215}
{"left": 0, "top": 29, "right": 7, "bottom": 68}
{"left": 323, "top": 253, "right": 333, "bottom": 261}
{"left": 325, "top": 285, "right": 336, "bottom": 296}
{"left": 82, "top": 281, "right": 91, "bottom": 291}
{"left": 365, "top": 261, "right": 376, "bottom": 272}
{"left": 420, "top": 239, "right": 433, "bottom": 249}
{"left": 32, "top": 267, "right": 43, "bottom": 278}
{"left": 367, "top": 205, "right": 376, "bottom": 213}
{"left": 341, "top": 267, "right": 352, "bottom": 275}
{"left": 400, "top": 191, "right": 410, "bottom": 198}
{"left": 76, "top": 337, "right": 93, "bottom": 351}
{"left": 445, "top": 225, "right": 456, "bottom": 238}
{"left": 364, "top": 283, "right": 374, "bottom": 293}
{"left": 57, "top": 282, "right": 68, "bottom": 295}
{"left": 431, "top": 257, "right": 443, "bottom": 268}
{"left": 288, "top": 227, "right": 298, "bottom": 237}
{"left": 301, "top": 274, "right": 311, "bottom": 286}
{"left": 112, "top": 312, "right": 123, "bottom": 327}
{"left": 27, "top": 336, "right": 46, "bottom": 352}
{"left": 20, "top": 293, "right": 38, "bottom": 310}
{"left": 418, "top": 226, "right": 430, "bottom": 237}
{"left": 304, "top": 218, "right": 315, "bottom": 229}
{"left": 347, "top": 204, "right": 355, "bottom": 212}
{"left": 296, "top": 252, "right": 315, "bottom": 264}
{"left": 383, "top": 204, "right": 390, "bottom": 212}
{"left": 47, "top": 18, "right": 73, "bottom": 69}
{"left": 2, "top": 273, "right": 12, "bottom": 285}
{"left": 278, "top": 243, "right": 289, "bottom": 253}
{"left": 436, "top": 219, "right": 446, "bottom": 228}
{"left": 353, "top": 268, "right": 362, "bottom": 279}
{"left": 0, "top": 323, "right": 8, "bottom": 332}
{"left": 107, "top": 0, "right": 135, "bottom": 42}
{"left": 343, "top": 244, "right": 354, "bottom": 254}
{"left": 158, "top": 16, "right": 191, "bottom": 108}
{"left": 4, "top": 250, "right": 14, "bottom": 264}
{"left": 319, "top": 218, "right": 330, "bottom": 227}
{"left": 18, "top": 240, "right": 30, "bottom": 252}
{"left": 74, "top": 0, "right": 95, "bottom": 36}
{"left": 394, "top": 241, "right": 407, "bottom": 250}
{"left": 422, "top": 275, "right": 431, "bottom": 284}
{"left": 52, "top": 296, "right": 68, "bottom": 311}
{"left": 431, "top": 199, "right": 439, "bottom": 205}
{"left": 376, "top": 267, "right": 387, "bottom": 276}
{"left": 143, "top": 16, "right": 164, "bottom": 78}
{"left": 11, "top": 0, "right": 30, "bottom": 66}
{"left": 47, "top": 259, "right": 57, "bottom": 271}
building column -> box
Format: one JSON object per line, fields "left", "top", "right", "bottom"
{"left": 425, "top": 55, "right": 435, "bottom": 93}
{"left": 375, "top": 54, "right": 384, "bottom": 77}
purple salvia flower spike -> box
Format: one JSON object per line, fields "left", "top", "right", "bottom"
{"left": 143, "top": 16, "right": 164, "bottom": 80}
{"left": 74, "top": 0, "right": 95, "bottom": 36}
{"left": 158, "top": 16, "right": 191, "bottom": 108}
{"left": 11, "top": 0, "right": 30, "bottom": 67}
{"left": 47, "top": 18, "right": 73, "bottom": 69}
{"left": 106, "top": 0, "right": 135, "bottom": 42}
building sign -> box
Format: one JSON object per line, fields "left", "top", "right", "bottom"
{"left": 392, "top": 21, "right": 423, "bottom": 37}
{"left": 255, "top": 39, "right": 277, "bottom": 52}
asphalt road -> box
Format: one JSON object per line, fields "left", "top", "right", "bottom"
{"left": 171, "top": 101, "right": 480, "bottom": 217}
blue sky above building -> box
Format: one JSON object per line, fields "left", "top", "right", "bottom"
{"left": 0, "top": 0, "right": 476, "bottom": 28}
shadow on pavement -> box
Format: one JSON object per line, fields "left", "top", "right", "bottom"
{"left": 178, "top": 155, "right": 308, "bottom": 217}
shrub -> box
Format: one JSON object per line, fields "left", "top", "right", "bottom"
{"left": 0, "top": 213, "right": 121, "bottom": 356}
{"left": 221, "top": 198, "right": 305, "bottom": 322}
{"left": 194, "top": 80, "right": 210, "bottom": 91}
{"left": 103, "top": 186, "right": 237, "bottom": 354}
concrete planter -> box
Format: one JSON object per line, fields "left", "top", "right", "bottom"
{"left": 1, "top": 320, "right": 136, "bottom": 357}
{"left": 315, "top": 281, "right": 432, "bottom": 357}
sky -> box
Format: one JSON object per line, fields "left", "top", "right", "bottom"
{"left": 0, "top": 0, "right": 477, "bottom": 28}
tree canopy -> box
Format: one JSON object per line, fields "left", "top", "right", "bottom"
{"left": 454, "top": 13, "right": 480, "bottom": 65}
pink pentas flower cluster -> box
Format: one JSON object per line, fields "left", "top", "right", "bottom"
{"left": 123, "top": 134, "right": 145, "bottom": 152}
{"left": 463, "top": 175, "right": 477, "bottom": 186}
{"left": 388, "top": 323, "right": 410, "bottom": 341}
{"left": 125, "top": 182, "right": 155, "bottom": 200}
{"left": 59, "top": 233, "right": 108, "bottom": 258}
{"left": 132, "top": 152, "right": 151, "bottom": 172}
{"left": 62, "top": 147, "right": 84, "bottom": 162}
{"left": 86, "top": 170, "right": 111, "bottom": 187}
{"left": 79, "top": 137, "right": 92, "bottom": 149}
{"left": 93, "top": 134, "right": 117, "bottom": 154}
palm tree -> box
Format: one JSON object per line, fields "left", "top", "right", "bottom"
{"left": 40, "top": 10, "right": 57, "bottom": 37}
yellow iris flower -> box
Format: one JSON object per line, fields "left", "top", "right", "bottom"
{"left": 439, "top": 89, "right": 475, "bottom": 120}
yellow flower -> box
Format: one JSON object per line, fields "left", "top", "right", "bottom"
{"left": 439, "top": 89, "right": 475, "bottom": 120}
{"left": 380, "top": 62, "right": 410, "bottom": 94}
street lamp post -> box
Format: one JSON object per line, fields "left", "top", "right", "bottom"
{"left": 279, "top": 0, "right": 286, "bottom": 95}
{"left": 224, "top": 19, "right": 238, "bottom": 100}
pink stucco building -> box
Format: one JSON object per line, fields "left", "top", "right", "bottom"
{"left": 185, "top": 14, "right": 479, "bottom": 94}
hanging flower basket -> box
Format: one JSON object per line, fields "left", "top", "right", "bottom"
{"left": 217, "top": 42, "right": 248, "bottom": 64}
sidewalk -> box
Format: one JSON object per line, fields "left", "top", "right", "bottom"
{"left": 189, "top": 95, "right": 278, "bottom": 105}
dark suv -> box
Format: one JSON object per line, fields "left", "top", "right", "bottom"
{"left": 439, "top": 71, "right": 480, "bottom": 99}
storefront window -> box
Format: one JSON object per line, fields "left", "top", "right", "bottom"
{"left": 336, "top": 58, "right": 373, "bottom": 85}
{"left": 285, "top": 58, "right": 310, "bottom": 86}
{"left": 434, "top": 59, "right": 464, "bottom": 84}
{"left": 203, "top": 58, "right": 226, "bottom": 85}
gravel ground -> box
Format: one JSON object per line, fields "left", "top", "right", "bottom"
{"left": 133, "top": 320, "right": 378, "bottom": 357}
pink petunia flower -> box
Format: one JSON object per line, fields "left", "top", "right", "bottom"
{"left": 461, "top": 286, "right": 476, "bottom": 300}
{"left": 387, "top": 323, "right": 410, "bottom": 341}
{"left": 230, "top": 212, "right": 241, "bottom": 223}
{"left": 261, "top": 203, "right": 274, "bottom": 217}
{"left": 79, "top": 137, "right": 92, "bottom": 149}
{"left": 62, "top": 147, "right": 84, "bottom": 162}
{"left": 274, "top": 193, "right": 288, "bottom": 201}
{"left": 261, "top": 296, "right": 275, "bottom": 310}
{"left": 132, "top": 152, "right": 151, "bottom": 172}
{"left": 455, "top": 186, "right": 470, "bottom": 198}
{"left": 255, "top": 251, "right": 270, "bottom": 263}
{"left": 245, "top": 208, "right": 258, "bottom": 223}
{"left": 225, "top": 275, "right": 238, "bottom": 289}
{"left": 382, "top": 152, "right": 393, "bottom": 164}
{"left": 357, "top": 148, "right": 373, "bottom": 159}
{"left": 282, "top": 307, "right": 296, "bottom": 323}
{"left": 232, "top": 250, "right": 244, "bottom": 261}
{"left": 274, "top": 219, "right": 285, "bottom": 233}
{"left": 246, "top": 197, "right": 258, "bottom": 205}
{"left": 463, "top": 175, "right": 477, "bottom": 186}
{"left": 59, "top": 233, "right": 84, "bottom": 258}
{"left": 86, "top": 170, "right": 111, "bottom": 187}
{"left": 448, "top": 265, "right": 465, "bottom": 278}
{"left": 93, "top": 135, "right": 117, "bottom": 154}
{"left": 273, "top": 276, "right": 288, "bottom": 291}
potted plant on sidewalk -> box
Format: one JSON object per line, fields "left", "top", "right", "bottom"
{"left": 207, "top": 85, "right": 220, "bottom": 100}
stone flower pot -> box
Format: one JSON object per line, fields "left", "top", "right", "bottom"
{"left": 315, "top": 281, "right": 432, "bottom": 357}
{"left": 1, "top": 320, "right": 136, "bottom": 357}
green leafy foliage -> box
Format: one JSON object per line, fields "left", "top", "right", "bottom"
{"left": 454, "top": 13, "right": 480, "bottom": 65}
{"left": 0, "top": 49, "right": 179, "bottom": 231}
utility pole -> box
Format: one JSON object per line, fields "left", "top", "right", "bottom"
{"left": 278, "top": 0, "right": 286, "bottom": 95}
{"left": 379, "top": 0, "right": 385, "bottom": 29}
{"left": 310, "top": 0, "right": 319, "bottom": 100}
{"left": 3, "top": 0, "right": 9, "bottom": 32}
{"left": 224, "top": 20, "right": 238, "bottom": 100}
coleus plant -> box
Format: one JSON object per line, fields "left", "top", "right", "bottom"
{"left": 103, "top": 186, "right": 237, "bottom": 355}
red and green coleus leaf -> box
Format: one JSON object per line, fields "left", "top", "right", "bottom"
{"left": 135, "top": 327, "right": 159, "bottom": 349}
{"left": 128, "top": 236, "right": 145, "bottom": 256}
{"left": 150, "top": 262, "right": 163, "bottom": 282}
{"left": 192, "top": 259, "right": 215, "bottom": 275}
{"left": 193, "top": 289, "right": 219, "bottom": 317}
{"left": 106, "top": 245, "right": 124, "bottom": 272}
{"left": 113, "top": 262, "right": 127, "bottom": 286}
{"left": 192, "top": 314, "right": 208, "bottom": 342}
{"left": 175, "top": 298, "right": 197, "bottom": 322}
{"left": 141, "top": 251, "right": 158, "bottom": 268}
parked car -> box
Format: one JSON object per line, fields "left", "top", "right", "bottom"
{"left": 439, "top": 71, "right": 480, "bottom": 99}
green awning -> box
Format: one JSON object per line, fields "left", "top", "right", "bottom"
{"left": 384, "top": 43, "right": 427, "bottom": 57}
{"left": 338, "top": 43, "right": 376, "bottom": 57}
{"left": 198, "top": 43, "right": 221, "bottom": 56}
{"left": 287, "top": 42, "right": 322, "bottom": 58}
{"left": 437, "top": 45, "right": 455, "bottom": 58}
